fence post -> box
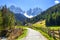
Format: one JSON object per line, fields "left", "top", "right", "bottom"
{"left": 50, "top": 29, "right": 56, "bottom": 40}
{"left": 48, "top": 28, "right": 51, "bottom": 37}
{"left": 58, "top": 29, "right": 60, "bottom": 40}
{"left": 52, "top": 30, "right": 55, "bottom": 39}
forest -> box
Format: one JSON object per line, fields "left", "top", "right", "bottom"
{"left": 0, "top": 5, "right": 15, "bottom": 37}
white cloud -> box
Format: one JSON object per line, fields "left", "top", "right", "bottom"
{"left": 55, "top": 0, "right": 60, "bottom": 4}
{"left": 24, "top": 12, "right": 33, "bottom": 18}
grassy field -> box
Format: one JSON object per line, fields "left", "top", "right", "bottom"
{"left": 33, "top": 20, "right": 60, "bottom": 30}
{"left": 48, "top": 26, "right": 60, "bottom": 30}
{"left": 33, "top": 20, "right": 46, "bottom": 27}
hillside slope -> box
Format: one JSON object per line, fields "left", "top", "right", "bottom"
{"left": 29, "top": 3, "right": 60, "bottom": 26}
{"left": 33, "top": 20, "right": 46, "bottom": 27}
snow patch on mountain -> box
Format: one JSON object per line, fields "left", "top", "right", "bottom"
{"left": 24, "top": 12, "right": 33, "bottom": 18}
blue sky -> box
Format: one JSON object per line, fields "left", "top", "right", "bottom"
{"left": 0, "top": 0, "right": 60, "bottom": 11}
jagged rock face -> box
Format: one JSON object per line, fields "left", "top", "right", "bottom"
{"left": 9, "top": 5, "right": 42, "bottom": 18}
{"left": 27, "top": 8, "right": 42, "bottom": 16}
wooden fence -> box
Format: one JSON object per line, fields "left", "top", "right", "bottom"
{"left": 48, "top": 29, "right": 60, "bottom": 40}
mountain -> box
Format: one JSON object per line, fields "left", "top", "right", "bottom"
{"left": 29, "top": 3, "right": 60, "bottom": 25}
{"left": 9, "top": 5, "right": 28, "bottom": 25}
{"left": 9, "top": 5, "right": 27, "bottom": 21}
{"left": 9, "top": 5, "right": 42, "bottom": 24}
{"left": 14, "top": 13, "right": 27, "bottom": 22}
{"left": 24, "top": 12, "right": 33, "bottom": 18}
{"left": 27, "top": 8, "right": 42, "bottom": 16}
{"left": 9, "top": 5, "right": 24, "bottom": 14}
{"left": 9, "top": 5, "right": 42, "bottom": 18}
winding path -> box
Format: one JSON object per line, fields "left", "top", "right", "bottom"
{"left": 1, "top": 28, "right": 47, "bottom": 40}
{"left": 21, "top": 28, "right": 47, "bottom": 40}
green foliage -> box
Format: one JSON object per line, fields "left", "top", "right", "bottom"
{"left": 46, "top": 4, "right": 60, "bottom": 26}
{"left": 0, "top": 5, "right": 15, "bottom": 30}
{"left": 0, "top": 11, "right": 3, "bottom": 26}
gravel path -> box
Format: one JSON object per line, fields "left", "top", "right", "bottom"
{"left": 21, "top": 28, "right": 47, "bottom": 40}
{"left": 1, "top": 28, "right": 47, "bottom": 40}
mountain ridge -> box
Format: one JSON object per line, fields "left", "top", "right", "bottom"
{"left": 9, "top": 5, "right": 42, "bottom": 18}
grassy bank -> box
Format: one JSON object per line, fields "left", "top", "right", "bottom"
{"left": 16, "top": 26, "right": 28, "bottom": 40}
{"left": 38, "top": 30, "right": 54, "bottom": 40}
{"left": 16, "top": 29, "right": 27, "bottom": 40}
{"left": 48, "top": 26, "right": 60, "bottom": 30}
{"left": 16, "top": 26, "right": 28, "bottom": 29}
